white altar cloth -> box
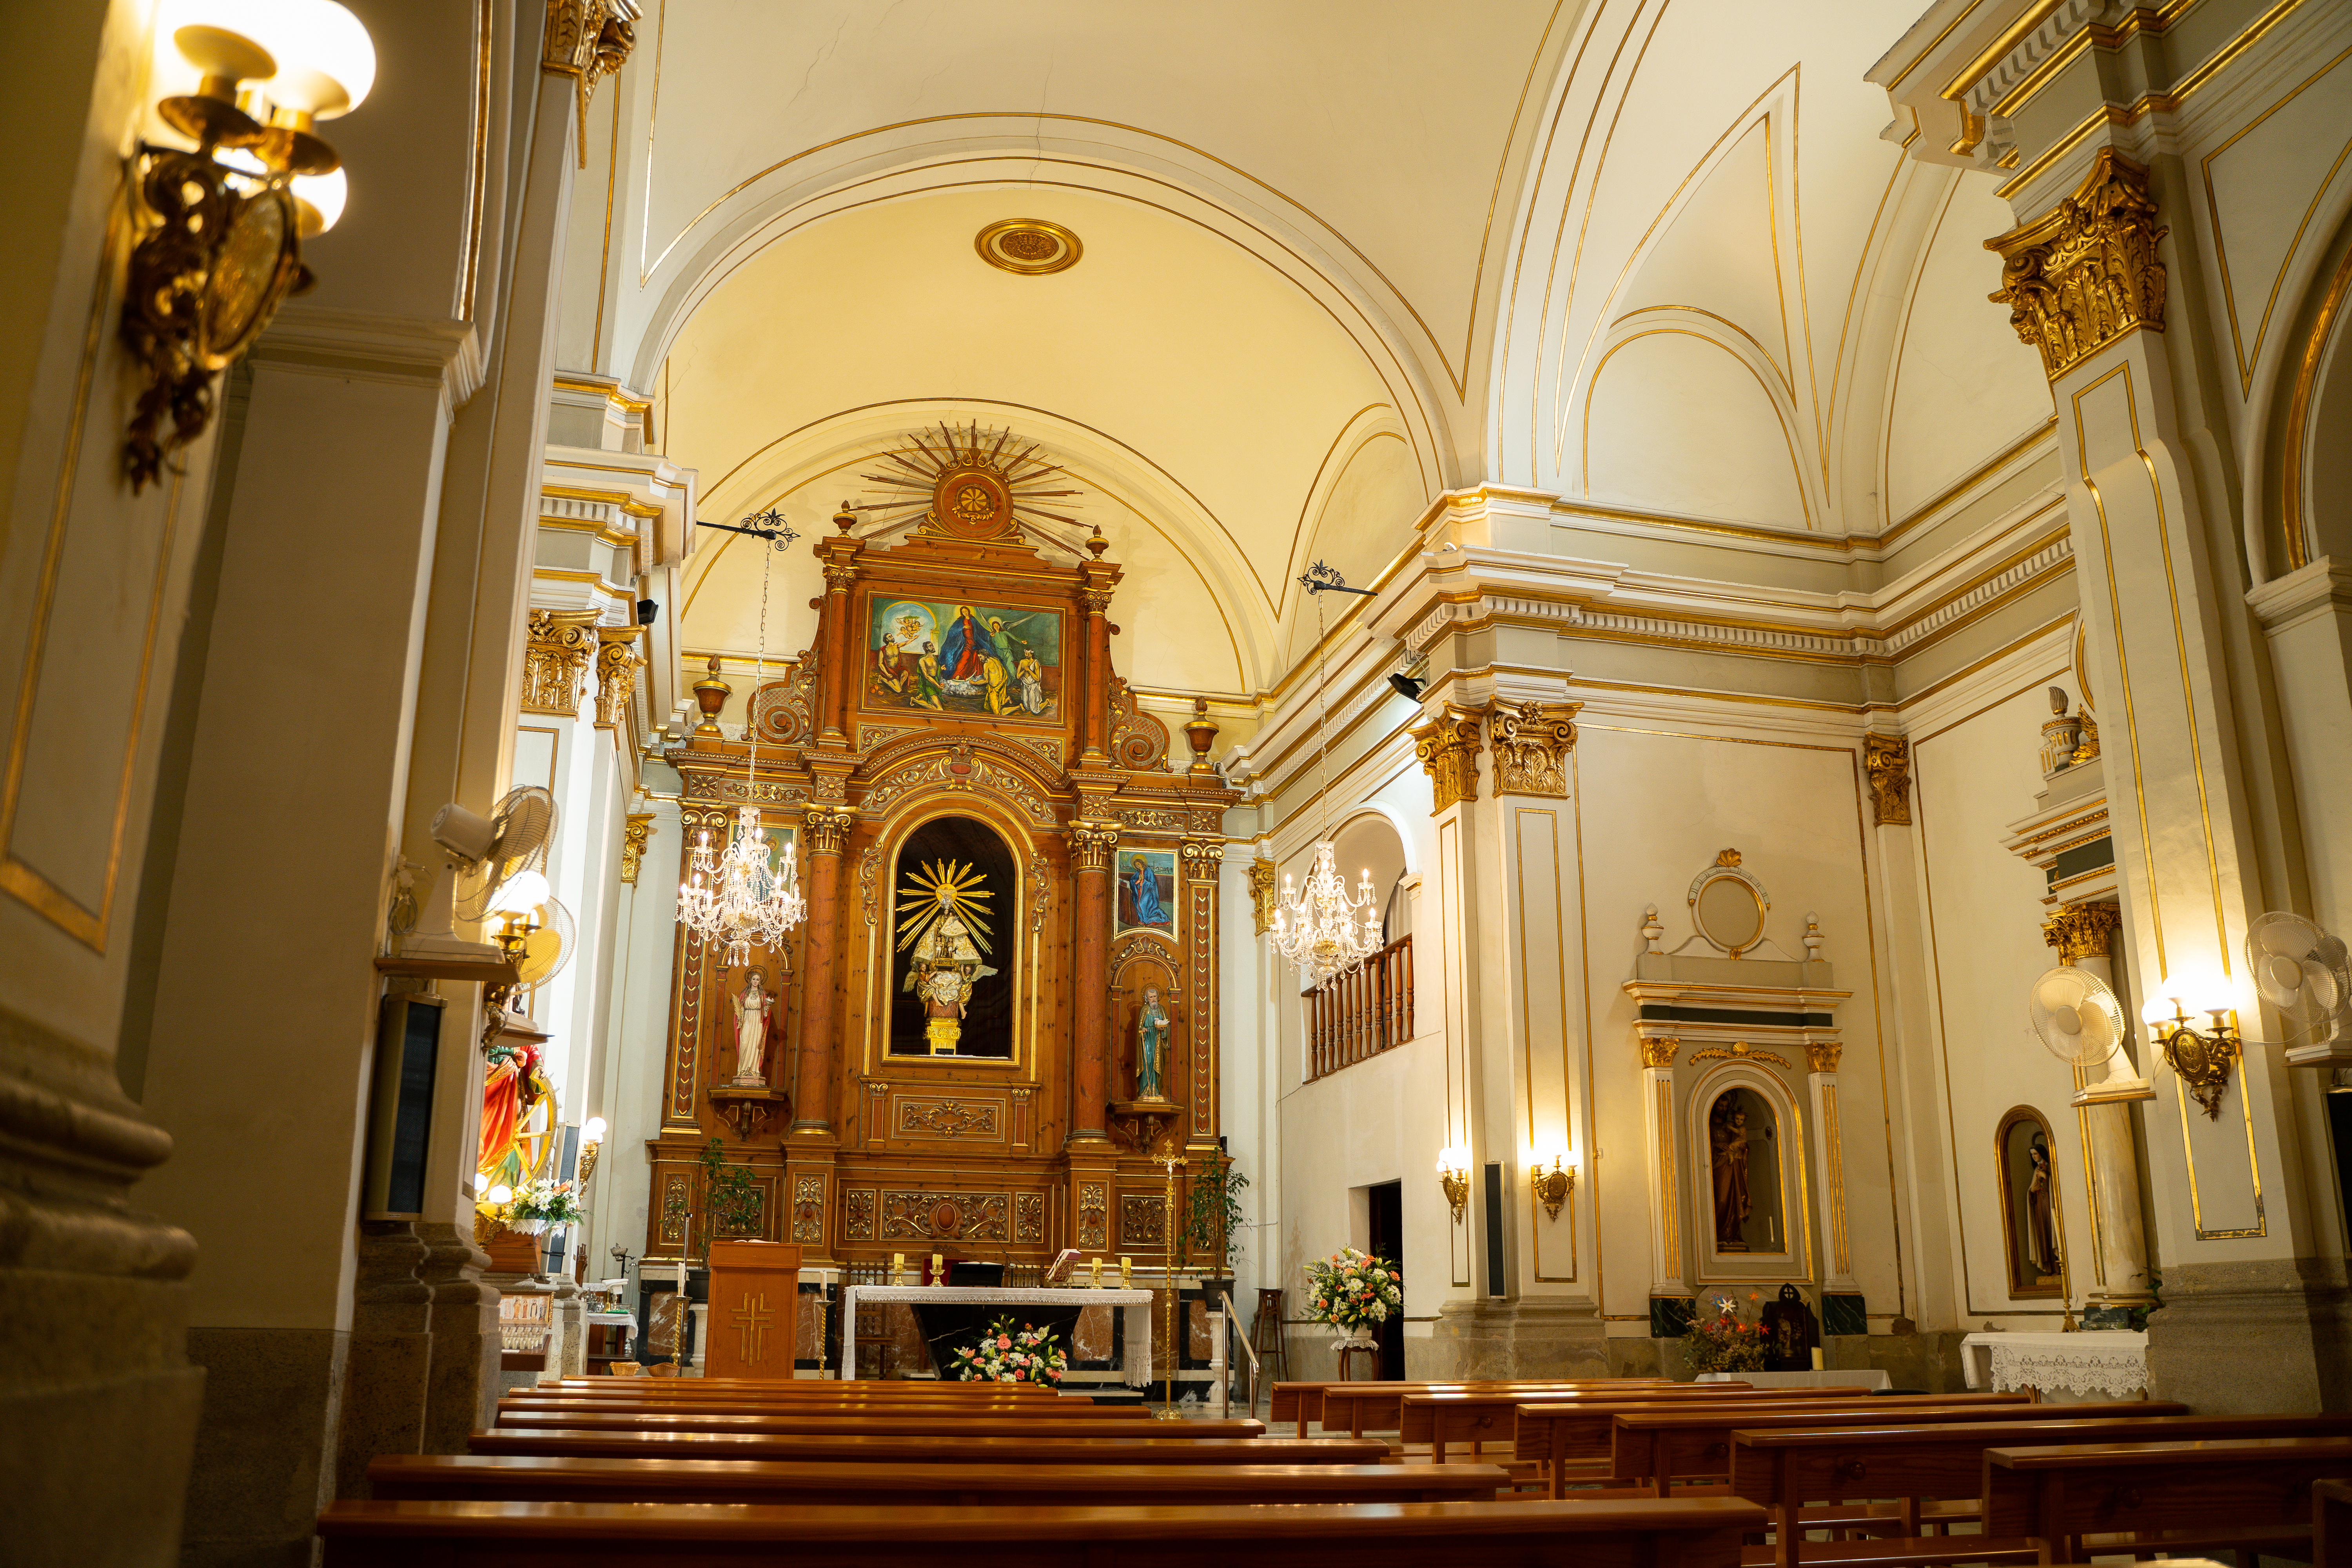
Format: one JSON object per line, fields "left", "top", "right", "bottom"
{"left": 840, "top": 1285, "right": 1156, "bottom": 1386}
{"left": 1960, "top": 1330, "right": 2148, "bottom": 1398}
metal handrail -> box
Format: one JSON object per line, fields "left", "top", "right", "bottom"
{"left": 1220, "top": 1290, "right": 1261, "bottom": 1412}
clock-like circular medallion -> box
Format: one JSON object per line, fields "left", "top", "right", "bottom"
{"left": 975, "top": 218, "right": 1082, "bottom": 275}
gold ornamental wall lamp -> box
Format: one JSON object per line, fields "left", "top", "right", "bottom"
{"left": 122, "top": 1, "right": 377, "bottom": 491}
{"left": 1437, "top": 1145, "right": 1470, "bottom": 1225}
{"left": 1528, "top": 1147, "right": 1577, "bottom": 1222}
{"left": 2141, "top": 993, "right": 2240, "bottom": 1119}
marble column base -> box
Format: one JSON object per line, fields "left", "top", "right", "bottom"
{"left": 1415, "top": 1298, "right": 1607, "bottom": 1380}
{"left": 418, "top": 1221, "right": 499, "bottom": 1452}
{"left": 2145, "top": 1256, "right": 2352, "bottom": 1412}
{"left": 180, "top": 1327, "right": 348, "bottom": 1568}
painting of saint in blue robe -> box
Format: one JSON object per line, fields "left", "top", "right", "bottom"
{"left": 1116, "top": 849, "right": 1176, "bottom": 934}
{"left": 867, "top": 597, "right": 1060, "bottom": 720}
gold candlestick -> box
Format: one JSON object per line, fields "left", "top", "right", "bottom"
{"left": 1154, "top": 1152, "right": 1184, "bottom": 1419}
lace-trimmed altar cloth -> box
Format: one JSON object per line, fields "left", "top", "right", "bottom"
{"left": 839, "top": 1285, "right": 1156, "bottom": 1386}
{"left": 1960, "top": 1329, "right": 2148, "bottom": 1398}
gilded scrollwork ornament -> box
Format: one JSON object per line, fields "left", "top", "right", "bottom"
{"left": 1863, "top": 734, "right": 1912, "bottom": 827}
{"left": 1246, "top": 858, "right": 1279, "bottom": 935}
{"left": 1488, "top": 699, "right": 1581, "bottom": 796}
{"left": 619, "top": 812, "right": 655, "bottom": 886}
{"left": 1639, "top": 1035, "right": 1680, "bottom": 1070}
{"left": 1987, "top": 148, "right": 2168, "bottom": 380}
{"left": 542, "top": 0, "right": 641, "bottom": 165}
{"left": 1412, "top": 704, "right": 1484, "bottom": 815}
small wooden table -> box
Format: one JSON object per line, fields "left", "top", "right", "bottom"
{"left": 1334, "top": 1345, "right": 1380, "bottom": 1382}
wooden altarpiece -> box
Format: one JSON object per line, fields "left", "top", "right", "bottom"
{"left": 646, "top": 474, "right": 1236, "bottom": 1279}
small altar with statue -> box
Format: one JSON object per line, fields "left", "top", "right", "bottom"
{"left": 642, "top": 424, "right": 1241, "bottom": 1382}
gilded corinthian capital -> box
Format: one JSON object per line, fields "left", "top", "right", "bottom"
{"left": 1987, "top": 148, "right": 2167, "bottom": 380}
{"left": 523, "top": 608, "right": 600, "bottom": 715}
{"left": 1488, "top": 699, "right": 1580, "bottom": 797}
{"left": 2042, "top": 902, "right": 2121, "bottom": 965}
{"left": 1412, "top": 704, "right": 1483, "bottom": 816}
{"left": 1069, "top": 818, "right": 1121, "bottom": 872}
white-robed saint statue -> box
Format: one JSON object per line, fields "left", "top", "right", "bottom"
{"left": 731, "top": 970, "right": 775, "bottom": 1086}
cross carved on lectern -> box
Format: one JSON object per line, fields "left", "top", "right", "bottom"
{"left": 733, "top": 1291, "right": 771, "bottom": 1364}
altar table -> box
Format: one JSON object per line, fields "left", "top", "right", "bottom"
{"left": 1960, "top": 1328, "right": 2148, "bottom": 1399}
{"left": 840, "top": 1286, "right": 1155, "bottom": 1386}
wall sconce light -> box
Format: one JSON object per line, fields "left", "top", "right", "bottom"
{"left": 1437, "top": 1145, "right": 1470, "bottom": 1225}
{"left": 123, "top": 0, "right": 376, "bottom": 491}
{"left": 578, "top": 1115, "right": 608, "bottom": 1190}
{"left": 2143, "top": 995, "right": 2239, "bottom": 1119}
{"left": 1529, "top": 1148, "right": 1577, "bottom": 1221}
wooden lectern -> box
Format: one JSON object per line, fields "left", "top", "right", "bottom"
{"left": 703, "top": 1240, "right": 802, "bottom": 1379}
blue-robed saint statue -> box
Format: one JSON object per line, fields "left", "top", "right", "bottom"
{"left": 938, "top": 604, "right": 1000, "bottom": 686}
{"left": 1125, "top": 855, "right": 1167, "bottom": 927}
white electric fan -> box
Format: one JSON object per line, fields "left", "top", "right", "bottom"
{"left": 2245, "top": 911, "right": 2352, "bottom": 1067}
{"left": 2028, "top": 965, "right": 2154, "bottom": 1106}
{"left": 397, "top": 784, "right": 558, "bottom": 963}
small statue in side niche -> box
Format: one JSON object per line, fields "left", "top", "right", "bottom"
{"left": 1710, "top": 1099, "right": 1754, "bottom": 1251}
{"left": 730, "top": 968, "right": 774, "bottom": 1086}
{"left": 1135, "top": 987, "right": 1170, "bottom": 1101}
{"left": 1760, "top": 1283, "right": 1821, "bottom": 1372}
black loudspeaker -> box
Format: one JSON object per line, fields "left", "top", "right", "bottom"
{"left": 637, "top": 598, "right": 659, "bottom": 625}
{"left": 363, "top": 993, "right": 445, "bottom": 1218}
{"left": 1483, "top": 1162, "right": 1507, "bottom": 1297}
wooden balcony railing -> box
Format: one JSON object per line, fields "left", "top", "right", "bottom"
{"left": 1305, "top": 935, "right": 1414, "bottom": 1082}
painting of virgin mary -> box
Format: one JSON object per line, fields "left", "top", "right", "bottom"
{"left": 1116, "top": 849, "right": 1176, "bottom": 934}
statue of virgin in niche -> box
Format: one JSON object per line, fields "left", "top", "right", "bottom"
{"left": 1135, "top": 987, "right": 1170, "bottom": 1101}
{"left": 731, "top": 969, "right": 774, "bottom": 1086}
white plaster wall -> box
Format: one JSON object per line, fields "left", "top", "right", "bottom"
{"left": 1907, "top": 666, "right": 2104, "bottom": 1326}
{"left": 586, "top": 803, "right": 682, "bottom": 1279}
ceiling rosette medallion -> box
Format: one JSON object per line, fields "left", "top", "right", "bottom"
{"left": 975, "top": 218, "right": 1082, "bottom": 276}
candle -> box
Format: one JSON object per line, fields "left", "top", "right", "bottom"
{"left": 891, "top": 1252, "right": 904, "bottom": 1283}
{"left": 676, "top": 1255, "right": 686, "bottom": 1292}
{"left": 1118, "top": 1256, "right": 1131, "bottom": 1287}
{"left": 1810, "top": 1347, "right": 1824, "bottom": 1371}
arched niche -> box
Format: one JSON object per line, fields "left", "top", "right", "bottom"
{"left": 1331, "top": 809, "right": 1411, "bottom": 944}
{"left": 885, "top": 813, "right": 1020, "bottom": 1060}
{"left": 1685, "top": 1062, "right": 1811, "bottom": 1283}
{"left": 1110, "top": 936, "right": 1182, "bottom": 1108}
{"left": 1994, "top": 1106, "right": 2064, "bottom": 1299}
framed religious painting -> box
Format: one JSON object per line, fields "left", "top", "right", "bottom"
{"left": 862, "top": 595, "right": 1065, "bottom": 724}
{"left": 1115, "top": 847, "right": 1177, "bottom": 935}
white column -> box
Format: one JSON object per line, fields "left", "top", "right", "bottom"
{"left": 1802, "top": 1036, "right": 1860, "bottom": 1299}
{"left": 1639, "top": 1033, "right": 1688, "bottom": 1316}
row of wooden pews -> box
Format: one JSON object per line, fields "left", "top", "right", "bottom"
{"left": 1274, "top": 1375, "right": 2352, "bottom": 1564}
{"left": 316, "top": 1375, "right": 1771, "bottom": 1566}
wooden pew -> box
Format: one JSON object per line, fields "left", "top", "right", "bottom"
{"left": 470, "top": 1430, "right": 1392, "bottom": 1466}
{"left": 316, "top": 1495, "right": 1770, "bottom": 1568}
{"left": 1271, "top": 1378, "right": 1673, "bottom": 1438}
{"left": 1321, "top": 1381, "right": 1731, "bottom": 1441}
{"left": 1516, "top": 1394, "right": 2032, "bottom": 1498}
{"left": 1617, "top": 1399, "right": 2179, "bottom": 1498}
{"left": 1984, "top": 1435, "right": 2352, "bottom": 1564}
{"left": 1734, "top": 1414, "right": 2352, "bottom": 1567}
{"left": 2317, "top": 1477, "right": 2351, "bottom": 1568}
{"left": 490, "top": 1412, "right": 1265, "bottom": 1439}
{"left": 497, "top": 1396, "right": 1147, "bottom": 1425}
{"left": 533, "top": 1377, "right": 1068, "bottom": 1396}
{"left": 1407, "top": 1388, "right": 1871, "bottom": 1465}
{"left": 370, "top": 1453, "right": 1514, "bottom": 1506}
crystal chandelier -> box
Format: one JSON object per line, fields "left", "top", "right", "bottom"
{"left": 1267, "top": 563, "right": 1382, "bottom": 989}
{"left": 679, "top": 518, "right": 804, "bottom": 967}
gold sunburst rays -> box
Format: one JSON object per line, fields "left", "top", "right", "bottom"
{"left": 853, "top": 421, "right": 1085, "bottom": 544}
{"left": 894, "top": 857, "right": 995, "bottom": 955}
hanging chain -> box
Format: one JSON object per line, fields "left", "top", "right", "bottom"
{"left": 1313, "top": 583, "right": 1332, "bottom": 839}
{"left": 747, "top": 540, "right": 772, "bottom": 781}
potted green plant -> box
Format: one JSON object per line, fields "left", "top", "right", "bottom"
{"left": 1182, "top": 1147, "right": 1248, "bottom": 1302}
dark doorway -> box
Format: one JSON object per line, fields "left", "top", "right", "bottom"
{"left": 1365, "top": 1180, "right": 1405, "bottom": 1380}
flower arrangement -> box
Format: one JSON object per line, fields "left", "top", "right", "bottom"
{"left": 1304, "top": 1247, "right": 1402, "bottom": 1336}
{"left": 951, "top": 1315, "right": 1067, "bottom": 1385}
{"left": 508, "top": 1177, "right": 584, "bottom": 1235}
{"left": 1682, "top": 1290, "right": 1769, "bottom": 1374}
